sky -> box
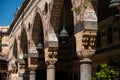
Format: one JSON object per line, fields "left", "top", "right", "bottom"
{"left": 0, "top": 0, "right": 24, "bottom": 26}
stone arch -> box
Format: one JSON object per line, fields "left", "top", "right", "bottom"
{"left": 58, "top": 0, "right": 75, "bottom": 57}
{"left": 32, "top": 12, "right": 46, "bottom": 80}
{"left": 59, "top": 0, "right": 74, "bottom": 36}
{"left": 50, "top": 0, "right": 64, "bottom": 34}
{"left": 32, "top": 12, "right": 44, "bottom": 47}
{"left": 20, "top": 27, "right": 28, "bottom": 55}
{"left": 13, "top": 39, "right": 18, "bottom": 59}
{"left": 55, "top": 0, "right": 77, "bottom": 80}
{"left": 50, "top": 0, "right": 75, "bottom": 34}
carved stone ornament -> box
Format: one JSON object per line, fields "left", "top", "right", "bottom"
{"left": 18, "top": 59, "right": 26, "bottom": 74}
{"left": 77, "top": 50, "right": 95, "bottom": 59}
{"left": 28, "top": 52, "right": 38, "bottom": 71}
{"left": 28, "top": 53, "right": 39, "bottom": 58}
{"left": 46, "top": 60, "right": 56, "bottom": 69}
{"left": 48, "top": 51, "right": 57, "bottom": 59}
{"left": 82, "top": 30, "right": 97, "bottom": 50}
{"left": 11, "top": 63, "right": 18, "bottom": 73}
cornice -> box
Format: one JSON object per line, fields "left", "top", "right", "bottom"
{"left": 8, "top": 0, "right": 30, "bottom": 33}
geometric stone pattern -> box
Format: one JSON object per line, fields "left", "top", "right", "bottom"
{"left": 7, "top": 0, "right": 99, "bottom": 80}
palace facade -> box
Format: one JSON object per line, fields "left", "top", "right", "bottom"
{"left": 2, "top": 0, "right": 120, "bottom": 80}
{"left": 0, "top": 26, "right": 9, "bottom": 80}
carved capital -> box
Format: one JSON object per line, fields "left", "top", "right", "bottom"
{"left": 75, "top": 29, "right": 97, "bottom": 54}
{"left": 45, "top": 51, "right": 58, "bottom": 63}
{"left": 30, "top": 70, "right": 36, "bottom": 75}
{"left": 18, "top": 59, "right": 26, "bottom": 74}
{"left": 77, "top": 50, "right": 95, "bottom": 59}
{"left": 80, "top": 58, "right": 92, "bottom": 64}
{"left": 29, "top": 66, "right": 38, "bottom": 71}
{"left": 48, "top": 51, "right": 57, "bottom": 59}
{"left": 82, "top": 30, "right": 97, "bottom": 50}
{"left": 46, "top": 60, "right": 56, "bottom": 69}
{"left": 28, "top": 56, "right": 38, "bottom": 71}
{"left": 11, "top": 64, "right": 18, "bottom": 73}
{"left": 19, "top": 72, "right": 24, "bottom": 77}
{"left": 45, "top": 48, "right": 58, "bottom": 67}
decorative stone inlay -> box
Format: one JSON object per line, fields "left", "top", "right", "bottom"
{"left": 84, "top": 10, "right": 97, "bottom": 21}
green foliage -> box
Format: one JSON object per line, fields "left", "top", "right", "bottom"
{"left": 71, "top": 0, "right": 91, "bottom": 12}
{"left": 92, "top": 64, "right": 119, "bottom": 80}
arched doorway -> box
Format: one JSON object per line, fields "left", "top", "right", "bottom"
{"left": 32, "top": 12, "right": 46, "bottom": 80}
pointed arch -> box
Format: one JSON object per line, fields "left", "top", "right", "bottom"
{"left": 32, "top": 12, "right": 44, "bottom": 47}
{"left": 50, "top": 0, "right": 64, "bottom": 34}
{"left": 59, "top": 0, "right": 74, "bottom": 36}
{"left": 50, "top": 0, "right": 74, "bottom": 35}
{"left": 32, "top": 12, "right": 46, "bottom": 80}
{"left": 20, "top": 28, "right": 28, "bottom": 54}
{"left": 13, "top": 39, "right": 18, "bottom": 58}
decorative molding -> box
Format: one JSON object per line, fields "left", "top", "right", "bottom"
{"left": 77, "top": 50, "right": 95, "bottom": 59}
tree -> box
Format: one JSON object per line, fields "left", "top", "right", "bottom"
{"left": 92, "top": 64, "right": 119, "bottom": 80}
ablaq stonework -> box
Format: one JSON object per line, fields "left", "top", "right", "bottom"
{"left": 0, "top": 0, "right": 120, "bottom": 80}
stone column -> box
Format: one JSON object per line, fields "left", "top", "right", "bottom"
{"left": 45, "top": 48, "right": 57, "bottom": 80}
{"left": 28, "top": 48, "right": 39, "bottom": 80}
{"left": 30, "top": 70, "right": 36, "bottom": 80}
{"left": 74, "top": 1, "right": 98, "bottom": 79}
{"left": 77, "top": 50, "right": 95, "bottom": 80}
{"left": 19, "top": 73, "right": 24, "bottom": 80}
{"left": 18, "top": 59, "right": 25, "bottom": 80}
{"left": 46, "top": 61, "right": 56, "bottom": 80}
{"left": 29, "top": 62, "right": 38, "bottom": 80}
{"left": 80, "top": 58, "right": 92, "bottom": 80}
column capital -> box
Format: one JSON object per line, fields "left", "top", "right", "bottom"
{"left": 29, "top": 66, "right": 38, "bottom": 71}
{"left": 45, "top": 60, "right": 56, "bottom": 66}
{"left": 19, "top": 72, "right": 24, "bottom": 77}
{"left": 75, "top": 29, "right": 97, "bottom": 60}
{"left": 77, "top": 50, "right": 95, "bottom": 60}
{"left": 30, "top": 70, "right": 36, "bottom": 75}
{"left": 45, "top": 48, "right": 58, "bottom": 63}
{"left": 11, "top": 63, "right": 18, "bottom": 73}
{"left": 80, "top": 58, "right": 92, "bottom": 64}
{"left": 47, "top": 64, "right": 55, "bottom": 69}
